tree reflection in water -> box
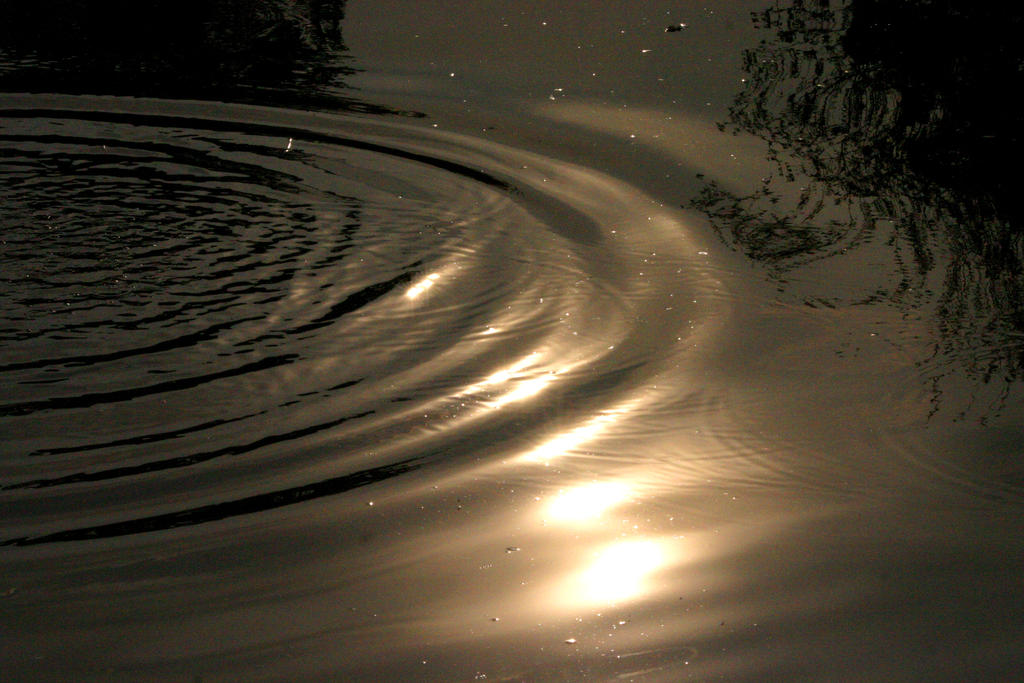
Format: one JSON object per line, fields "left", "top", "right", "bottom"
{"left": 0, "top": 0, "right": 387, "bottom": 110}
{"left": 690, "top": 0, "right": 1024, "bottom": 419}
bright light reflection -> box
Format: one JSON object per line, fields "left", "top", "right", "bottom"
{"left": 482, "top": 373, "right": 559, "bottom": 409}
{"left": 577, "top": 539, "right": 666, "bottom": 605}
{"left": 466, "top": 353, "right": 540, "bottom": 391}
{"left": 455, "top": 352, "right": 569, "bottom": 409}
{"left": 405, "top": 272, "right": 441, "bottom": 299}
{"left": 544, "top": 481, "right": 631, "bottom": 523}
{"left": 519, "top": 408, "right": 623, "bottom": 464}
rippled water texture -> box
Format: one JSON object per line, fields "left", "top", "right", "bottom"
{"left": 0, "top": 96, "right": 736, "bottom": 680}
{"left": 3, "top": 2, "right": 1024, "bottom": 681}
{"left": 0, "top": 95, "right": 729, "bottom": 542}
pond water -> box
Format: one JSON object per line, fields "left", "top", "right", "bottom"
{"left": 1, "top": 1, "right": 1022, "bottom": 681}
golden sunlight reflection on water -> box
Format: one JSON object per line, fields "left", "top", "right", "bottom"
{"left": 541, "top": 481, "right": 631, "bottom": 523}
{"left": 574, "top": 538, "right": 670, "bottom": 605}
{"left": 405, "top": 271, "right": 441, "bottom": 299}
{"left": 519, "top": 400, "right": 636, "bottom": 465}
{"left": 537, "top": 480, "right": 677, "bottom": 606}
{"left": 524, "top": 476, "right": 684, "bottom": 610}
{"left": 454, "top": 351, "right": 564, "bottom": 410}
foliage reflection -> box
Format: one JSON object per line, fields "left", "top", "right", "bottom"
{"left": 690, "top": 0, "right": 1024, "bottom": 418}
{"left": 0, "top": 0, "right": 403, "bottom": 112}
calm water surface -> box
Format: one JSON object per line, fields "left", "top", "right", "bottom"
{"left": 1, "top": 1, "right": 1022, "bottom": 681}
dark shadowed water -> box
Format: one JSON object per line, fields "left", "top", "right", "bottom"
{"left": 2, "top": 1, "right": 1022, "bottom": 681}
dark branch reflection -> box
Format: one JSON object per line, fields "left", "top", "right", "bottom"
{"left": 690, "top": 0, "right": 1024, "bottom": 418}
{"left": 0, "top": 0, "right": 404, "bottom": 112}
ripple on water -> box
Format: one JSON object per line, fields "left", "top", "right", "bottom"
{"left": 0, "top": 96, "right": 724, "bottom": 547}
{"left": 3, "top": 95, "right": 1021, "bottom": 683}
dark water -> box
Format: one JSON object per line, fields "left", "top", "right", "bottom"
{"left": 2, "top": 1, "right": 1022, "bottom": 681}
